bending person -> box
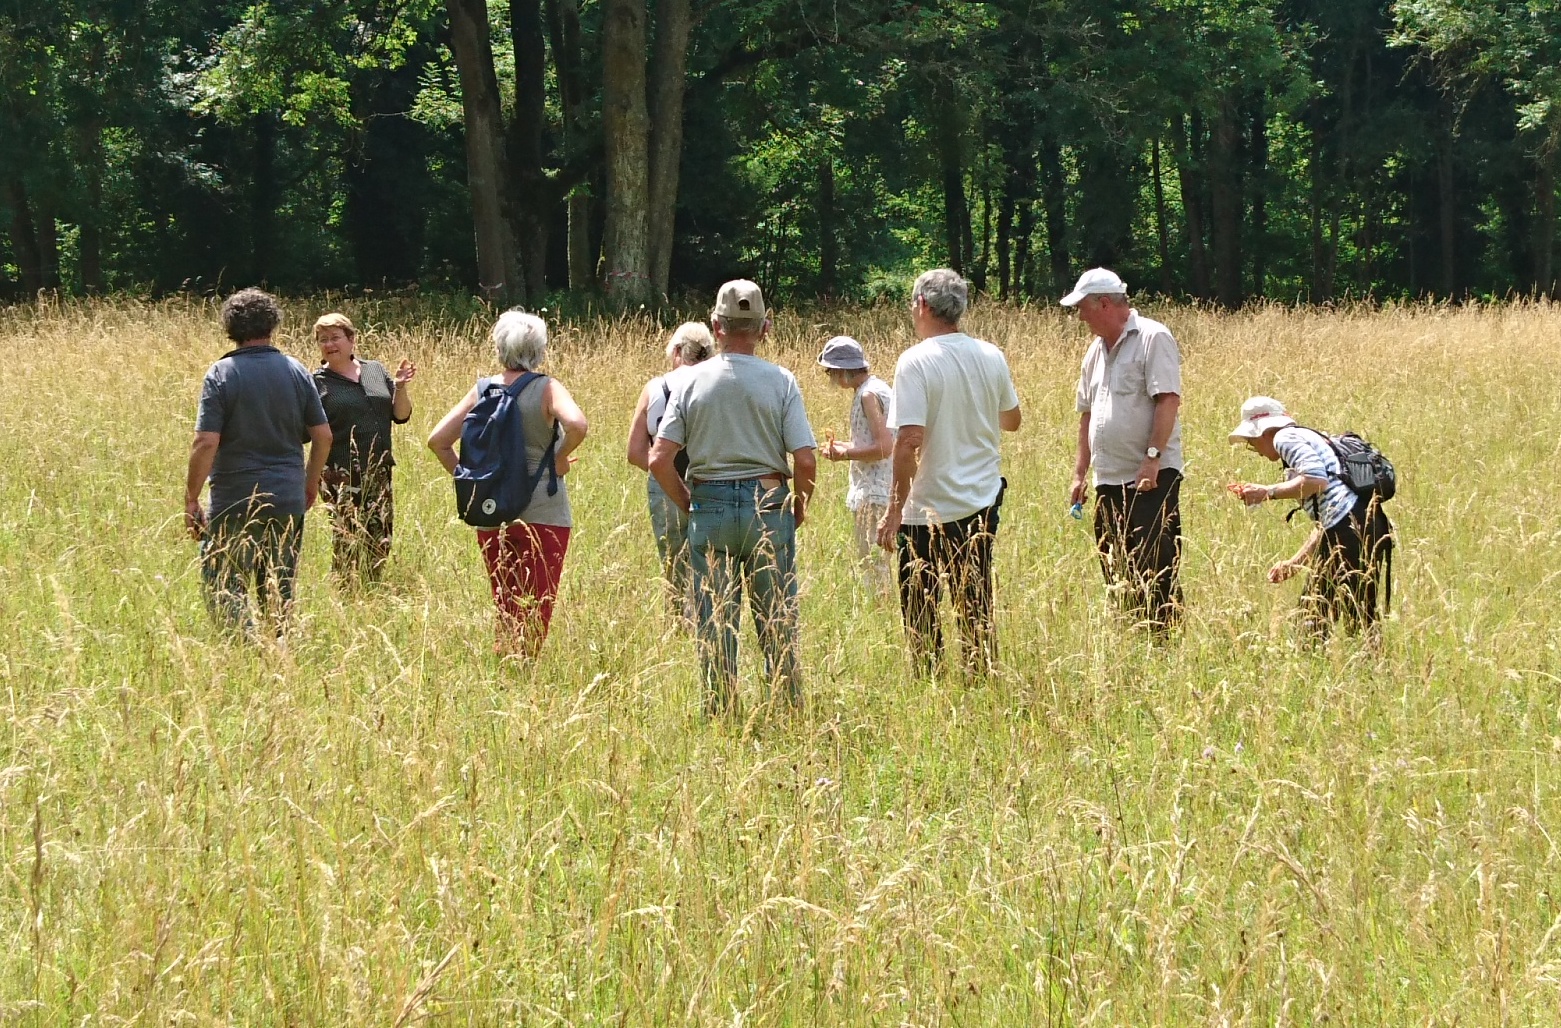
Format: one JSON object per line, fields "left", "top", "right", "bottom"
{"left": 1227, "top": 396, "right": 1393, "bottom": 638}
{"left": 427, "top": 312, "right": 588, "bottom": 656}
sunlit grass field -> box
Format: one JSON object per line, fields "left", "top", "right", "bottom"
{"left": 1, "top": 294, "right": 1558, "bottom": 1024}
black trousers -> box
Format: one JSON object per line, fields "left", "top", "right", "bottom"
{"left": 322, "top": 467, "right": 394, "bottom": 586}
{"left": 1093, "top": 469, "right": 1183, "bottom": 631}
{"left": 897, "top": 500, "right": 1000, "bottom": 676}
{"left": 1305, "top": 497, "right": 1393, "bottom": 636}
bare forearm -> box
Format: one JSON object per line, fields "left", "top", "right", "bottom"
{"left": 1074, "top": 414, "right": 1092, "bottom": 477}
{"left": 889, "top": 437, "right": 920, "bottom": 511}
{"left": 185, "top": 443, "right": 217, "bottom": 504}
{"left": 391, "top": 384, "right": 413, "bottom": 421}
{"left": 1290, "top": 527, "right": 1324, "bottom": 566}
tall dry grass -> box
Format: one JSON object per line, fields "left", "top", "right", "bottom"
{"left": 0, "top": 293, "right": 1558, "bottom": 1024}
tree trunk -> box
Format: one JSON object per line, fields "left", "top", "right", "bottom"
{"left": 447, "top": 0, "right": 523, "bottom": 304}
{"left": 251, "top": 113, "right": 277, "bottom": 285}
{"left": 1175, "top": 114, "right": 1211, "bottom": 300}
{"left": 6, "top": 180, "right": 43, "bottom": 293}
{"left": 1152, "top": 138, "right": 1172, "bottom": 294}
{"left": 936, "top": 79, "right": 966, "bottom": 273}
{"left": 1038, "top": 132, "right": 1070, "bottom": 297}
{"left": 511, "top": 0, "right": 550, "bottom": 299}
{"left": 601, "top": 0, "right": 653, "bottom": 309}
{"left": 1210, "top": 99, "right": 1244, "bottom": 308}
{"left": 1309, "top": 127, "right": 1327, "bottom": 303}
{"left": 1249, "top": 98, "right": 1268, "bottom": 298}
{"left": 996, "top": 181, "right": 1014, "bottom": 300}
{"left": 1015, "top": 200, "right": 1036, "bottom": 298}
{"left": 818, "top": 155, "right": 838, "bottom": 296}
{"left": 646, "top": 0, "right": 691, "bottom": 299}
{"left": 546, "top": 0, "right": 594, "bottom": 292}
{"left": 78, "top": 121, "right": 106, "bottom": 292}
{"left": 1535, "top": 137, "right": 1557, "bottom": 296}
{"left": 1437, "top": 118, "right": 1457, "bottom": 299}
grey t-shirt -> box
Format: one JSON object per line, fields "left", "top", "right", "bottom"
{"left": 656, "top": 353, "right": 816, "bottom": 482}
{"left": 195, "top": 345, "right": 328, "bottom": 515}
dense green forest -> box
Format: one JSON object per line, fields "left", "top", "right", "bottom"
{"left": 1, "top": 0, "right": 1557, "bottom": 307}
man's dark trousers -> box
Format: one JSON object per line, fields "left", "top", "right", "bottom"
{"left": 1093, "top": 468, "right": 1182, "bottom": 631}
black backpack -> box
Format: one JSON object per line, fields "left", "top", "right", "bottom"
{"left": 1322, "top": 431, "right": 1397, "bottom": 501}
{"left": 453, "top": 373, "right": 559, "bottom": 527}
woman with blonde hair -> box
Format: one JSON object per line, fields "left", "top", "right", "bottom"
{"left": 428, "top": 312, "right": 588, "bottom": 655}
{"left": 312, "top": 312, "right": 416, "bottom": 585}
{"left": 626, "top": 322, "right": 715, "bottom": 622}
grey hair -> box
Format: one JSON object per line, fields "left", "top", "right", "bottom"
{"left": 713, "top": 314, "right": 765, "bottom": 339}
{"left": 1099, "top": 292, "right": 1130, "bottom": 306}
{"left": 492, "top": 311, "right": 547, "bottom": 371}
{"left": 913, "top": 268, "right": 968, "bottom": 324}
{"left": 669, "top": 321, "right": 715, "bottom": 363}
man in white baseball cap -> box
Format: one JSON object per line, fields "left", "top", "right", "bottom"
{"left": 1063, "top": 267, "right": 1186, "bottom": 633}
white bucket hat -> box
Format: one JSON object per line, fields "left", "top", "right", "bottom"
{"left": 1229, "top": 396, "right": 1297, "bottom": 443}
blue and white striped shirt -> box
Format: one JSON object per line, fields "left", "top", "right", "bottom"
{"left": 1273, "top": 426, "right": 1359, "bottom": 530}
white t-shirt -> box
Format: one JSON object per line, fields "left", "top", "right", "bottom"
{"left": 657, "top": 353, "right": 816, "bottom": 482}
{"left": 889, "top": 332, "right": 1020, "bottom": 525}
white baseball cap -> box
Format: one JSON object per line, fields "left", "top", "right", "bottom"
{"left": 1059, "top": 267, "right": 1128, "bottom": 307}
{"left": 1229, "top": 396, "right": 1297, "bottom": 443}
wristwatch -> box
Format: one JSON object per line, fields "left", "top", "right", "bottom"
{"left": 1145, "top": 446, "right": 1161, "bottom": 460}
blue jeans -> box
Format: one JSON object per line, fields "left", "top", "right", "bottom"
{"left": 687, "top": 479, "right": 801, "bottom": 714}
{"left": 647, "top": 476, "right": 691, "bottom": 610}
{"left": 201, "top": 502, "right": 304, "bottom": 639}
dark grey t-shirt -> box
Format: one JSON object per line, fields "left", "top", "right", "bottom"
{"left": 195, "top": 345, "right": 328, "bottom": 515}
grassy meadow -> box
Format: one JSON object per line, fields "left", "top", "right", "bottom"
{"left": 0, "top": 294, "right": 1558, "bottom": 1025}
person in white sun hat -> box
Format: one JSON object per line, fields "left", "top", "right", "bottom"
{"left": 1227, "top": 396, "right": 1394, "bottom": 638}
{"left": 817, "top": 335, "right": 896, "bottom": 596}
{"left": 1063, "top": 267, "right": 1185, "bottom": 634}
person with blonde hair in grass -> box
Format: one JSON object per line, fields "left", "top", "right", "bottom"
{"left": 817, "top": 335, "right": 895, "bottom": 596}
{"left": 427, "top": 312, "right": 588, "bottom": 656}
{"left": 627, "top": 321, "right": 715, "bottom": 622}
{"left": 312, "top": 312, "right": 417, "bottom": 586}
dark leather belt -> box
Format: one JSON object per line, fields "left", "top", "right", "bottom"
{"left": 691, "top": 475, "right": 786, "bottom": 489}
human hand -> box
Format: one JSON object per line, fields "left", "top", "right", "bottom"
{"left": 792, "top": 492, "right": 807, "bottom": 528}
{"left": 875, "top": 506, "right": 902, "bottom": 551}
{"left": 1069, "top": 474, "right": 1088, "bottom": 506}
{"left": 184, "top": 498, "right": 206, "bottom": 541}
{"left": 305, "top": 477, "right": 321, "bottom": 510}
{"left": 824, "top": 440, "right": 848, "bottom": 462}
{"left": 555, "top": 452, "right": 577, "bottom": 477}
{"left": 394, "top": 358, "right": 417, "bottom": 386}
{"left": 1133, "top": 457, "right": 1160, "bottom": 492}
{"left": 1268, "top": 559, "right": 1301, "bottom": 584}
{"left": 1229, "top": 482, "right": 1267, "bottom": 506}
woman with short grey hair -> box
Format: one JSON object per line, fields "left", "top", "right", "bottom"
{"left": 493, "top": 310, "right": 549, "bottom": 371}
{"left": 427, "top": 312, "right": 588, "bottom": 655}
{"left": 626, "top": 321, "right": 715, "bottom": 624}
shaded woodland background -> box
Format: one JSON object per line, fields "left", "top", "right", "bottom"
{"left": 2, "top": 0, "right": 1557, "bottom": 308}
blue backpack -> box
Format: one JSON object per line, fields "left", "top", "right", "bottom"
{"left": 453, "top": 373, "right": 558, "bottom": 527}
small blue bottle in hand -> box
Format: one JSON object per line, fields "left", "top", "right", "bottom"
{"left": 1068, "top": 501, "right": 1084, "bottom": 520}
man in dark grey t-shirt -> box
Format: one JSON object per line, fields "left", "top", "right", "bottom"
{"left": 184, "top": 288, "right": 331, "bottom": 639}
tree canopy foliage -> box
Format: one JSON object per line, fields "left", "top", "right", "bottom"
{"left": 2, "top": 0, "right": 1558, "bottom": 305}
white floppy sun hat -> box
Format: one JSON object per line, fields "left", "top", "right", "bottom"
{"left": 1229, "top": 396, "right": 1297, "bottom": 443}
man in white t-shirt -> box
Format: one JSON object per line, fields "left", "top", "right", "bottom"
{"left": 875, "top": 268, "right": 1022, "bottom": 676}
{"left": 650, "top": 280, "right": 817, "bottom": 715}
